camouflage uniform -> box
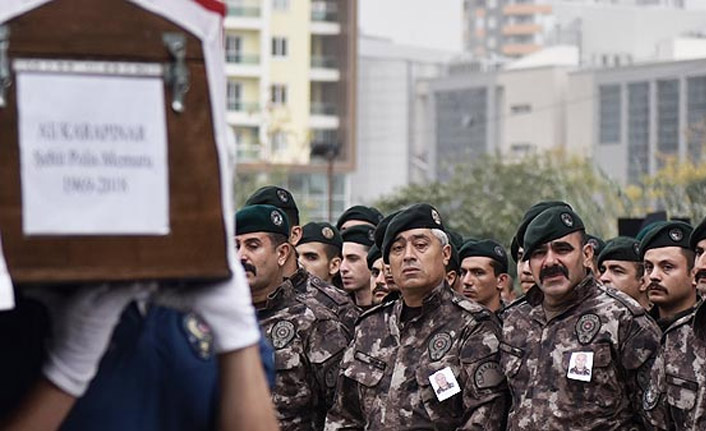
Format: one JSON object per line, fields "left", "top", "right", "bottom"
{"left": 648, "top": 298, "right": 702, "bottom": 332}
{"left": 500, "top": 276, "right": 661, "bottom": 431}
{"left": 258, "top": 274, "right": 351, "bottom": 431}
{"left": 289, "top": 267, "right": 360, "bottom": 336}
{"left": 642, "top": 301, "right": 706, "bottom": 430}
{"left": 324, "top": 283, "right": 508, "bottom": 431}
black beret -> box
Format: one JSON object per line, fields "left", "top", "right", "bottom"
{"left": 446, "top": 230, "right": 465, "bottom": 272}
{"left": 298, "top": 222, "right": 342, "bottom": 250}
{"left": 374, "top": 210, "right": 401, "bottom": 249}
{"left": 382, "top": 203, "right": 445, "bottom": 263}
{"left": 367, "top": 244, "right": 382, "bottom": 270}
{"left": 522, "top": 207, "right": 585, "bottom": 261}
{"left": 597, "top": 236, "right": 641, "bottom": 268}
{"left": 236, "top": 204, "right": 290, "bottom": 236}
{"left": 337, "top": 205, "right": 384, "bottom": 230}
{"left": 515, "top": 200, "right": 573, "bottom": 249}
{"left": 690, "top": 216, "right": 706, "bottom": 251}
{"left": 586, "top": 234, "right": 606, "bottom": 257}
{"left": 639, "top": 221, "right": 693, "bottom": 259}
{"left": 510, "top": 236, "right": 520, "bottom": 263}
{"left": 342, "top": 224, "right": 376, "bottom": 248}
{"left": 459, "top": 239, "right": 509, "bottom": 274}
{"left": 245, "top": 186, "right": 299, "bottom": 225}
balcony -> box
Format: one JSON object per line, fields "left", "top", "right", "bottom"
{"left": 501, "top": 24, "right": 542, "bottom": 36}
{"left": 225, "top": 54, "right": 261, "bottom": 77}
{"left": 224, "top": 3, "right": 263, "bottom": 30}
{"left": 226, "top": 101, "right": 261, "bottom": 127}
{"left": 236, "top": 143, "right": 263, "bottom": 162}
{"left": 311, "top": 2, "right": 341, "bottom": 34}
{"left": 502, "top": 3, "right": 552, "bottom": 15}
{"left": 310, "top": 102, "right": 339, "bottom": 129}
{"left": 310, "top": 56, "right": 340, "bottom": 81}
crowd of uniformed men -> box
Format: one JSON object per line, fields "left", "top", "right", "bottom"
{"left": 238, "top": 185, "right": 706, "bottom": 430}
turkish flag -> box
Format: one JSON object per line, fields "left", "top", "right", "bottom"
{"left": 193, "top": 0, "right": 226, "bottom": 16}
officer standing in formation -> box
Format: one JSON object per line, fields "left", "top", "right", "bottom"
{"left": 500, "top": 206, "right": 661, "bottom": 430}
{"left": 325, "top": 203, "right": 507, "bottom": 430}
{"left": 235, "top": 204, "right": 350, "bottom": 430}
{"left": 458, "top": 239, "right": 510, "bottom": 314}
{"left": 296, "top": 221, "right": 343, "bottom": 286}
{"left": 643, "top": 216, "right": 706, "bottom": 430}
{"left": 598, "top": 236, "right": 650, "bottom": 309}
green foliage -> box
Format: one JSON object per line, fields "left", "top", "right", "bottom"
{"left": 374, "top": 152, "right": 628, "bottom": 248}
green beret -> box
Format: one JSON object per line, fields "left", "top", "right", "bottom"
{"left": 236, "top": 204, "right": 290, "bottom": 236}
{"left": 515, "top": 200, "right": 573, "bottom": 249}
{"left": 446, "top": 230, "right": 465, "bottom": 272}
{"left": 597, "top": 236, "right": 641, "bottom": 268}
{"left": 367, "top": 244, "right": 382, "bottom": 270}
{"left": 690, "top": 216, "right": 706, "bottom": 251}
{"left": 636, "top": 221, "right": 668, "bottom": 242}
{"left": 459, "top": 239, "right": 509, "bottom": 274}
{"left": 245, "top": 186, "right": 299, "bottom": 226}
{"left": 382, "top": 203, "right": 445, "bottom": 263}
{"left": 337, "top": 205, "right": 384, "bottom": 230}
{"left": 374, "top": 210, "right": 401, "bottom": 249}
{"left": 298, "top": 222, "right": 342, "bottom": 250}
{"left": 586, "top": 234, "right": 606, "bottom": 257}
{"left": 341, "top": 224, "right": 376, "bottom": 248}
{"left": 639, "top": 221, "right": 693, "bottom": 259}
{"left": 522, "top": 207, "right": 585, "bottom": 261}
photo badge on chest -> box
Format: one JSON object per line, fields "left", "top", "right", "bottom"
{"left": 567, "top": 351, "right": 594, "bottom": 382}
{"left": 429, "top": 366, "right": 461, "bottom": 402}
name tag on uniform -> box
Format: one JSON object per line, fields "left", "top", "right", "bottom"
{"left": 429, "top": 366, "right": 461, "bottom": 402}
{"left": 567, "top": 351, "right": 594, "bottom": 382}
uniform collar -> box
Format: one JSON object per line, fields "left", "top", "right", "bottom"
{"left": 259, "top": 278, "right": 298, "bottom": 311}
{"left": 394, "top": 281, "right": 448, "bottom": 324}
{"left": 286, "top": 267, "right": 309, "bottom": 293}
{"left": 527, "top": 275, "right": 597, "bottom": 324}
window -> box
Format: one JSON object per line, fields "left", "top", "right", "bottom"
{"left": 657, "top": 79, "right": 679, "bottom": 163}
{"left": 273, "top": 0, "right": 289, "bottom": 11}
{"left": 271, "top": 132, "right": 287, "bottom": 153}
{"left": 687, "top": 75, "right": 706, "bottom": 162}
{"left": 226, "top": 80, "right": 242, "bottom": 111}
{"left": 510, "top": 104, "right": 531, "bottom": 115}
{"left": 271, "top": 84, "right": 288, "bottom": 105}
{"left": 225, "top": 34, "right": 242, "bottom": 63}
{"left": 627, "top": 82, "right": 649, "bottom": 184}
{"left": 599, "top": 84, "right": 621, "bottom": 144}
{"left": 487, "top": 17, "right": 496, "bottom": 29}
{"left": 272, "top": 37, "right": 288, "bottom": 57}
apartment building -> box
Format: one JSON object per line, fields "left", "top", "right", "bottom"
{"left": 224, "top": 0, "right": 356, "bottom": 220}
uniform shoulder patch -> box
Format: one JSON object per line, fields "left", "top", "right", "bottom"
{"left": 474, "top": 360, "right": 505, "bottom": 390}
{"left": 357, "top": 298, "right": 396, "bottom": 323}
{"left": 601, "top": 285, "right": 645, "bottom": 316}
{"left": 182, "top": 312, "right": 214, "bottom": 360}
{"left": 451, "top": 295, "right": 487, "bottom": 315}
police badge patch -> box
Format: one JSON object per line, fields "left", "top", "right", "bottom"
{"left": 669, "top": 228, "right": 683, "bottom": 242}
{"left": 633, "top": 242, "right": 640, "bottom": 256}
{"left": 494, "top": 246, "right": 505, "bottom": 258}
{"left": 428, "top": 332, "right": 452, "bottom": 361}
{"left": 182, "top": 313, "right": 214, "bottom": 360}
{"left": 276, "top": 189, "right": 289, "bottom": 203}
{"left": 575, "top": 313, "right": 601, "bottom": 345}
{"left": 271, "top": 210, "right": 283, "bottom": 227}
{"left": 643, "top": 384, "right": 660, "bottom": 411}
{"left": 271, "top": 320, "right": 296, "bottom": 349}
{"left": 431, "top": 209, "right": 442, "bottom": 226}
{"left": 322, "top": 226, "right": 335, "bottom": 240}
{"left": 561, "top": 212, "right": 574, "bottom": 228}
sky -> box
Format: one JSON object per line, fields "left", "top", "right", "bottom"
{"left": 358, "top": 0, "right": 464, "bottom": 53}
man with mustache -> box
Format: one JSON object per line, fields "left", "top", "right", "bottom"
{"left": 340, "top": 225, "right": 376, "bottom": 310}
{"left": 642, "top": 216, "right": 706, "bottom": 430}
{"left": 367, "top": 244, "right": 395, "bottom": 305}
{"left": 236, "top": 204, "right": 349, "bottom": 431}
{"left": 458, "top": 239, "right": 510, "bottom": 314}
{"left": 325, "top": 203, "right": 508, "bottom": 430}
{"left": 598, "top": 236, "right": 650, "bottom": 309}
{"left": 246, "top": 186, "right": 359, "bottom": 336}
{"left": 500, "top": 207, "right": 661, "bottom": 430}
{"left": 640, "top": 221, "right": 698, "bottom": 331}
{"left": 510, "top": 201, "right": 574, "bottom": 294}
{"left": 296, "top": 222, "right": 343, "bottom": 286}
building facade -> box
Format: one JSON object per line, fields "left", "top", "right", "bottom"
{"left": 224, "top": 0, "right": 356, "bottom": 221}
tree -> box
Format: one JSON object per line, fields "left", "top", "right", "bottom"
{"left": 374, "top": 151, "right": 626, "bottom": 247}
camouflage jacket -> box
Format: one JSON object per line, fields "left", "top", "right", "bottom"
{"left": 258, "top": 276, "right": 351, "bottom": 431}
{"left": 642, "top": 301, "right": 706, "bottom": 430}
{"left": 290, "top": 267, "right": 360, "bottom": 336}
{"left": 500, "top": 276, "right": 661, "bottom": 431}
{"left": 324, "top": 283, "right": 508, "bottom": 431}
{"left": 648, "top": 298, "right": 702, "bottom": 332}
